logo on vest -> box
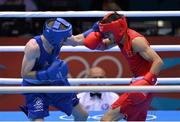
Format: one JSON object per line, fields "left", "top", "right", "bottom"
{"left": 33, "top": 97, "right": 44, "bottom": 112}
{"left": 101, "top": 103, "right": 109, "bottom": 110}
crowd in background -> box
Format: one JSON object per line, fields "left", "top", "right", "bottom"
{"left": 0, "top": 0, "right": 179, "bottom": 37}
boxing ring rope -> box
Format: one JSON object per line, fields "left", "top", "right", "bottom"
{"left": 0, "top": 86, "right": 180, "bottom": 94}
{"left": 0, "top": 45, "right": 180, "bottom": 52}
{"left": 0, "top": 78, "right": 180, "bottom": 85}
{"left": 0, "top": 11, "right": 180, "bottom": 18}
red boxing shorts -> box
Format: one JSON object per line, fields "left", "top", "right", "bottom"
{"left": 111, "top": 77, "right": 155, "bottom": 121}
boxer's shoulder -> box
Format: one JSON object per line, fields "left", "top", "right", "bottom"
{"left": 24, "top": 39, "right": 39, "bottom": 58}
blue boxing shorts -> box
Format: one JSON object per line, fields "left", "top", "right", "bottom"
{"left": 22, "top": 79, "right": 79, "bottom": 120}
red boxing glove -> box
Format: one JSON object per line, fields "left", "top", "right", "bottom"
{"left": 143, "top": 72, "right": 157, "bottom": 85}
{"left": 128, "top": 72, "right": 157, "bottom": 105}
{"left": 83, "top": 32, "right": 102, "bottom": 50}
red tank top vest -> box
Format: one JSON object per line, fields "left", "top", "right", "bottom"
{"left": 119, "top": 29, "right": 152, "bottom": 77}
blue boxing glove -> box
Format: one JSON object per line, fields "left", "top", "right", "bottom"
{"left": 83, "top": 21, "right": 99, "bottom": 37}
{"left": 49, "top": 60, "right": 69, "bottom": 86}
{"left": 36, "top": 60, "right": 68, "bottom": 82}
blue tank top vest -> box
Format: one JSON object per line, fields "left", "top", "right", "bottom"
{"left": 22, "top": 35, "right": 60, "bottom": 86}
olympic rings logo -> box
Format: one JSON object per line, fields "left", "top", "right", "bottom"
{"left": 59, "top": 114, "right": 157, "bottom": 121}
{"left": 64, "top": 55, "right": 123, "bottom": 78}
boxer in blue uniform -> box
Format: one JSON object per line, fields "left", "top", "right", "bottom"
{"left": 21, "top": 18, "right": 88, "bottom": 121}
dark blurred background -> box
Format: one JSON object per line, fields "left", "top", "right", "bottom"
{"left": 0, "top": 0, "right": 179, "bottom": 37}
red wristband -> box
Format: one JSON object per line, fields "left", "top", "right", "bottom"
{"left": 143, "top": 72, "right": 157, "bottom": 85}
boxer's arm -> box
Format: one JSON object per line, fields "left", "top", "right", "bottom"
{"left": 21, "top": 39, "right": 39, "bottom": 79}
{"left": 64, "top": 22, "right": 99, "bottom": 46}
{"left": 127, "top": 37, "right": 164, "bottom": 104}
{"left": 64, "top": 32, "right": 103, "bottom": 49}
{"left": 64, "top": 34, "right": 85, "bottom": 46}
{"left": 132, "top": 37, "right": 164, "bottom": 75}
{"left": 65, "top": 36, "right": 116, "bottom": 50}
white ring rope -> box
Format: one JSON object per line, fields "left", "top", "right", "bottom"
{"left": 0, "top": 86, "right": 180, "bottom": 94}
{"left": 0, "top": 45, "right": 179, "bottom": 52}
{"left": 0, "top": 11, "right": 180, "bottom": 18}
{"left": 0, "top": 78, "right": 179, "bottom": 85}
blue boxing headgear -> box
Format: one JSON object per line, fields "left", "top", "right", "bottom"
{"left": 43, "top": 18, "right": 72, "bottom": 47}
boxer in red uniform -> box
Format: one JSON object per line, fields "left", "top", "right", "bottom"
{"left": 70, "top": 12, "right": 164, "bottom": 121}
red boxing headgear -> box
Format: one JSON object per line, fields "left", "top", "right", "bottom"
{"left": 99, "top": 13, "right": 128, "bottom": 43}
